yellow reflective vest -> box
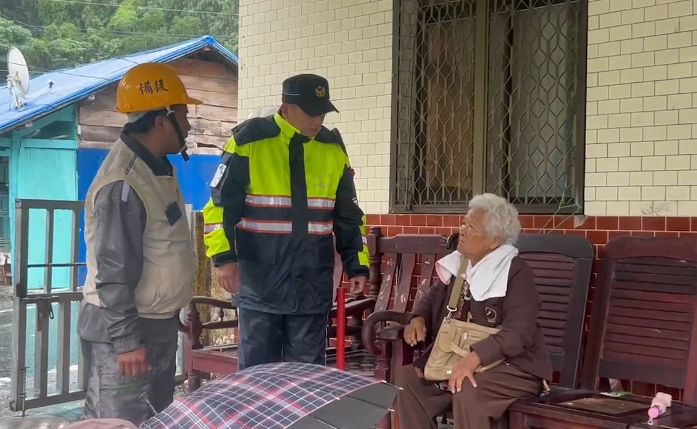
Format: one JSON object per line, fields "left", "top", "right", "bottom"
{"left": 203, "top": 113, "right": 369, "bottom": 314}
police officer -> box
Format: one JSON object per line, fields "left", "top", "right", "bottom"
{"left": 78, "top": 62, "right": 198, "bottom": 424}
{"left": 203, "top": 74, "right": 369, "bottom": 369}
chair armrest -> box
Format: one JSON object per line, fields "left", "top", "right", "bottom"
{"left": 191, "top": 296, "right": 236, "bottom": 309}
{"left": 376, "top": 324, "right": 405, "bottom": 342}
{"left": 330, "top": 297, "right": 376, "bottom": 319}
{"left": 361, "top": 310, "right": 412, "bottom": 355}
{"left": 181, "top": 296, "right": 239, "bottom": 346}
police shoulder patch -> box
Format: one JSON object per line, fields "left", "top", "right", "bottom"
{"left": 232, "top": 116, "right": 280, "bottom": 146}
{"left": 315, "top": 127, "right": 348, "bottom": 155}
{"left": 210, "top": 163, "right": 227, "bottom": 188}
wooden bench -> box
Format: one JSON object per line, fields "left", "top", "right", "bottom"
{"left": 362, "top": 233, "right": 594, "bottom": 385}
{"left": 361, "top": 233, "right": 595, "bottom": 428}
{"left": 509, "top": 236, "right": 697, "bottom": 429}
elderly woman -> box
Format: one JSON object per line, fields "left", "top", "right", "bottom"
{"left": 395, "top": 193, "right": 552, "bottom": 429}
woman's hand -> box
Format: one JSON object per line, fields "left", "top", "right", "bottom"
{"left": 448, "top": 352, "right": 481, "bottom": 393}
{"left": 403, "top": 316, "right": 427, "bottom": 346}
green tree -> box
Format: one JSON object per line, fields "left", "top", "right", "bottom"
{"left": 0, "top": 0, "right": 238, "bottom": 73}
{"left": 0, "top": 17, "right": 35, "bottom": 74}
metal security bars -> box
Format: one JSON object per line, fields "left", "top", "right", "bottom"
{"left": 391, "top": 0, "right": 587, "bottom": 213}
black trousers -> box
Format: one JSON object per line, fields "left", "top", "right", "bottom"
{"left": 237, "top": 307, "right": 328, "bottom": 370}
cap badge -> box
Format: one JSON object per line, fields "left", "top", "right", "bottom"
{"left": 315, "top": 86, "right": 326, "bottom": 97}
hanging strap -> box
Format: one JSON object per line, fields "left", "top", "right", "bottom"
{"left": 446, "top": 262, "right": 469, "bottom": 320}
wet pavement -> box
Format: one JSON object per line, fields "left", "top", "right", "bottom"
{"left": 0, "top": 286, "right": 84, "bottom": 422}
{"left": 0, "top": 286, "right": 14, "bottom": 417}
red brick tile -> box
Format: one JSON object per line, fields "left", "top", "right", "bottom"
{"left": 380, "top": 214, "right": 396, "bottom": 226}
{"left": 418, "top": 227, "right": 436, "bottom": 234}
{"left": 426, "top": 215, "right": 443, "bottom": 227}
{"left": 586, "top": 230, "right": 609, "bottom": 245}
{"left": 385, "top": 226, "right": 403, "bottom": 236}
{"left": 692, "top": 218, "right": 697, "bottom": 231}
{"left": 519, "top": 216, "right": 534, "bottom": 228}
{"left": 595, "top": 245, "right": 606, "bottom": 259}
{"left": 436, "top": 227, "right": 454, "bottom": 236}
{"left": 565, "top": 230, "right": 587, "bottom": 238}
{"left": 366, "top": 214, "right": 380, "bottom": 225}
{"left": 578, "top": 216, "right": 596, "bottom": 229}
{"left": 443, "top": 215, "right": 461, "bottom": 227}
{"left": 642, "top": 217, "right": 666, "bottom": 231}
{"left": 656, "top": 231, "right": 680, "bottom": 238}
{"left": 596, "top": 216, "right": 619, "bottom": 230}
{"left": 679, "top": 232, "right": 697, "bottom": 239}
{"left": 619, "top": 216, "right": 642, "bottom": 230}
{"left": 555, "top": 216, "right": 575, "bottom": 229}
{"left": 666, "top": 217, "right": 691, "bottom": 231}
{"left": 409, "top": 215, "right": 427, "bottom": 226}
{"left": 533, "top": 216, "right": 555, "bottom": 229}
{"left": 608, "top": 231, "right": 630, "bottom": 241}
{"left": 630, "top": 231, "right": 656, "bottom": 238}
{"left": 395, "top": 215, "right": 411, "bottom": 226}
{"left": 402, "top": 226, "right": 420, "bottom": 234}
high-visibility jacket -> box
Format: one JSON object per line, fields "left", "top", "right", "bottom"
{"left": 203, "top": 113, "right": 369, "bottom": 314}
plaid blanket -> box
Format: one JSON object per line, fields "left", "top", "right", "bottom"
{"left": 141, "top": 362, "right": 381, "bottom": 429}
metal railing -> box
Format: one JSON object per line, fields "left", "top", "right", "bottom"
{"left": 11, "top": 199, "right": 87, "bottom": 412}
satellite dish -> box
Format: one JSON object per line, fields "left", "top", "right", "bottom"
{"left": 7, "top": 47, "right": 30, "bottom": 109}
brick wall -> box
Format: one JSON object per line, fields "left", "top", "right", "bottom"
{"left": 238, "top": 0, "right": 393, "bottom": 214}
{"left": 585, "top": 0, "right": 697, "bottom": 216}
{"left": 239, "top": 0, "right": 697, "bottom": 218}
{"left": 366, "top": 214, "right": 697, "bottom": 242}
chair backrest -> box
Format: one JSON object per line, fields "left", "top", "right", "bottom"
{"left": 517, "top": 233, "right": 594, "bottom": 389}
{"left": 580, "top": 236, "right": 697, "bottom": 406}
{"left": 367, "top": 227, "right": 455, "bottom": 314}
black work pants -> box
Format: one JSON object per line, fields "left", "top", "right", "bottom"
{"left": 237, "top": 307, "right": 328, "bottom": 370}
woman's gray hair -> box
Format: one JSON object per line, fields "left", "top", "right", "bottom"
{"left": 468, "top": 193, "right": 521, "bottom": 245}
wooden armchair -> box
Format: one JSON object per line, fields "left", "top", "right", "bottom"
{"left": 509, "top": 236, "right": 697, "bottom": 429}
{"left": 360, "top": 229, "right": 456, "bottom": 384}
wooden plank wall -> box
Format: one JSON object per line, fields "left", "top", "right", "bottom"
{"left": 78, "top": 56, "right": 238, "bottom": 154}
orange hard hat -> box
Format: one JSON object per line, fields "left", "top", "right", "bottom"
{"left": 115, "top": 62, "right": 201, "bottom": 113}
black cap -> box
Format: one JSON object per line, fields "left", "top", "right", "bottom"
{"left": 282, "top": 74, "right": 338, "bottom": 117}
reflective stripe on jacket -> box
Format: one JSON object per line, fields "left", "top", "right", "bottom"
{"left": 203, "top": 113, "right": 369, "bottom": 314}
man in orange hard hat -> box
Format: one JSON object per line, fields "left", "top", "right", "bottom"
{"left": 78, "top": 62, "right": 200, "bottom": 424}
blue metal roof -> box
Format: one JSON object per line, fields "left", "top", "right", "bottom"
{"left": 0, "top": 35, "right": 238, "bottom": 136}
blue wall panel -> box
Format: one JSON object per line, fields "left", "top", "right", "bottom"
{"left": 169, "top": 154, "right": 222, "bottom": 211}
{"left": 76, "top": 148, "right": 220, "bottom": 283}
{"left": 77, "top": 148, "right": 219, "bottom": 209}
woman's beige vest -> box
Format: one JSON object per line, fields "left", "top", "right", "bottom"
{"left": 82, "top": 138, "right": 194, "bottom": 319}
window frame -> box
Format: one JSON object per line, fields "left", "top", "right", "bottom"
{"left": 389, "top": 0, "right": 588, "bottom": 214}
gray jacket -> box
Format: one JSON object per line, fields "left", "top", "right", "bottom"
{"left": 78, "top": 133, "right": 178, "bottom": 353}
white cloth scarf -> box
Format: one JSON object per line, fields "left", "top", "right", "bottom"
{"left": 435, "top": 244, "right": 519, "bottom": 301}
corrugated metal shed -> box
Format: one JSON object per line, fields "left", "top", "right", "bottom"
{"left": 0, "top": 35, "right": 238, "bottom": 136}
